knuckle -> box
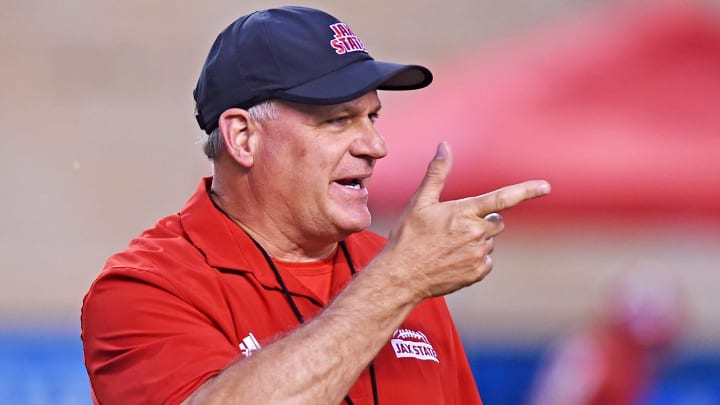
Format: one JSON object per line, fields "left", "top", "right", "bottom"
{"left": 471, "top": 248, "right": 487, "bottom": 262}
{"left": 424, "top": 161, "right": 445, "bottom": 180}
{"left": 494, "top": 192, "right": 507, "bottom": 211}
{"left": 474, "top": 258, "right": 493, "bottom": 282}
{"left": 467, "top": 225, "right": 487, "bottom": 241}
{"left": 486, "top": 238, "right": 495, "bottom": 254}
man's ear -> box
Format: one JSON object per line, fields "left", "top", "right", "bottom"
{"left": 218, "top": 108, "right": 257, "bottom": 168}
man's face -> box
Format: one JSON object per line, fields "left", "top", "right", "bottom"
{"left": 251, "top": 91, "right": 387, "bottom": 244}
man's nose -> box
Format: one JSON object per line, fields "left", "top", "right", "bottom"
{"left": 350, "top": 121, "right": 388, "bottom": 160}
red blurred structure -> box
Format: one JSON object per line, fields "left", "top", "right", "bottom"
{"left": 372, "top": 2, "right": 720, "bottom": 223}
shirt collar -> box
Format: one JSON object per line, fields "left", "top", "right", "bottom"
{"left": 178, "top": 177, "right": 354, "bottom": 300}
{"left": 179, "top": 177, "right": 281, "bottom": 287}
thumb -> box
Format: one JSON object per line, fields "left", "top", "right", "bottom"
{"left": 410, "top": 142, "right": 453, "bottom": 208}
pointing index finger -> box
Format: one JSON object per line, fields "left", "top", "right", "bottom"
{"left": 464, "top": 180, "right": 551, "bottom": 217}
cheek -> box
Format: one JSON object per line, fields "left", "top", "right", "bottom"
{"left": 315, "top": 160, "right": 329, "bottom": 171}
{"left": 301, "top": 148, "right": 331, "bottom": 171}
{"left": 297, "top": 145, "right": 308, "bottom": 159}
{"left": 297, "top": 147, "right": 329, "bottom": 171}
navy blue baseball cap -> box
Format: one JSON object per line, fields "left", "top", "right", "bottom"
{"left": 193, "top": 6, "right": 433, "bottom": 133}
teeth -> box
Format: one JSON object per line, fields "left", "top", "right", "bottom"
{"left": 344, "top": 183, "right": 361, "bottom": 190}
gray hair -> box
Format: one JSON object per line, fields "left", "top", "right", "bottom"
{"left": 202, "top": 100, "right": 278, "bottom": 159}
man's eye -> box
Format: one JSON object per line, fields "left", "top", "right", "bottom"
{"left": 369, "top": 113, "right": 380, "bottom": 124}
{"left": 326, "top": 116, "right": 351, "bottom": 125}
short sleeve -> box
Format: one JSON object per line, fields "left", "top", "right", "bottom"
{"left": 81, "top": 267, "right": 240, "bottom": 405}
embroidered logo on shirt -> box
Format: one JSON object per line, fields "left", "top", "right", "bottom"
{"left": 391, "top": 328, "right": 439, "bottom": 363}
{"left": 239, "top": 332, "right": 262, "bottom": 357}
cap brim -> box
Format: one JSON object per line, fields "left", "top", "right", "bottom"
{"left": 275, "top": 59, "right": 433, "bottom": 105}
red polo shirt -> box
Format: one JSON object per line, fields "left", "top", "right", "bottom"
{"left": 81, "top": 178, "right": 482, "bottom": 404}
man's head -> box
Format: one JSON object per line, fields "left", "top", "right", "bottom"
{"left": 222, "top": 92, "right": 388, "bottom": 244}
{"left": 195, "top": 7, "right": 432, "bottom": 251}
{"left": 193, "top": 6, "right": 432, "bottom": 135}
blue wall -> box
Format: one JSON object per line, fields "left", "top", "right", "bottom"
{"left": 0, "top": 331, "right": 90, "bottom": 405}
{"left": 2, "top": 331, "right": 719, "bottom": 404}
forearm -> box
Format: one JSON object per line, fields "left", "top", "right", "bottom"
{"left": 183, "top": 260, "right": 419, "bottom": 405}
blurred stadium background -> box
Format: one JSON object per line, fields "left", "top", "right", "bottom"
{"left": 1, "top": 0, "right": 719, "bottom": 403}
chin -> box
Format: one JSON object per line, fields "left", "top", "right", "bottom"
{"left": 333, "top": 210, "right": 372, "bottom": 236}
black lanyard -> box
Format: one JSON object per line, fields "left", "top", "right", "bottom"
{"left": 250, "top": 237, "right": 379, "bottom": 405}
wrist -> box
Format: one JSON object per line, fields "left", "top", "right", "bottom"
{"left": 359, "top": 254, "right": 425, "bottom": 308}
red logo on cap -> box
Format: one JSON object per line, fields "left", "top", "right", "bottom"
{"left": 329, "top": 23, "right": 367, "bottom": 55}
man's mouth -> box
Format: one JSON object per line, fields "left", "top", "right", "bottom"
{"left": 334, "top": 178, "right": 363, "bottom": 190}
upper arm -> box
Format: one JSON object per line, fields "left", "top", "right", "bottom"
{"left": 81, "top": 268, "right": 240, "bottom": 405}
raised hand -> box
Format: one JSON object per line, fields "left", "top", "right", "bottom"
{"left": 378, "top": 142, "right": 551, "bottom": 300}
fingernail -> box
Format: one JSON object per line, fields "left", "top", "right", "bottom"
{"left": 484, "top": 213, "right": 503, "bottom": 224}
{"left": 538, "top": 181, "right": 551, "bottom": 194}
{"left": 434, "top": 142, "right": 448, "bottom": 160}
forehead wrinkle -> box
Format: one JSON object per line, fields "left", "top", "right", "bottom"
{"left": 277, "top": 93, "right": 381, "bottom": 118}
{"left": 333, "top": 96, "right": 382, "bottom": 114}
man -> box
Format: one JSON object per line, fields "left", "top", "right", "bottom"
{"left": 81, "top": 6, "right": 550, "bottom": 404}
